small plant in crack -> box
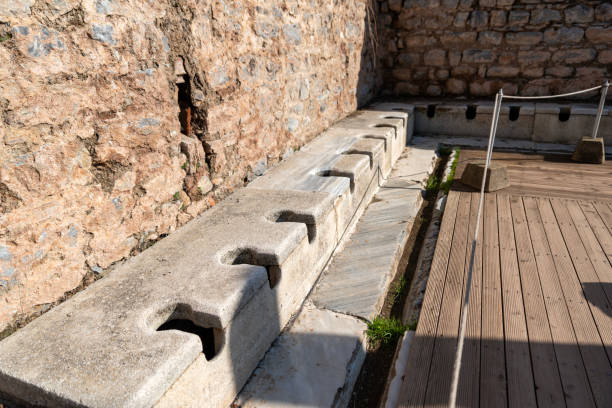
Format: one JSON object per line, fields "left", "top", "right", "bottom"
{"left": 173, "top": 191, "right": 181, "bottom": 201}
{"left": 439, "top": 148, "right": 460, "bottom": 194}
{"left": 366, "top": 317, "right": 407, "bottom": 346}
{"left": 393, "top": 276, "right": 408, "bottom": 302}
{"left": 425, "top": 174, "right": 440, "bottom": 194}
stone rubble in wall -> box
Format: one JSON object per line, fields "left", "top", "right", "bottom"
{"left": 378, "top": 0, "right": 612, "bottom": 97}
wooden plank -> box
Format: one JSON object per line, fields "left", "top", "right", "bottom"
{"left": 500, "top": 187, "right": 609, "bottom": 202}
{"left": 479, "top": 194, "right": 507, "bottom": 408}
{"left": 399, "top": 191, "right": 460, "bottom": 407}
{"left": 503, "top": 179, "right": 612, "bottom": 198}
{"left": 540, "top": 198, "right": 612, "bottom": 407}
{"left": 509, "top": 196, "right": 565, "bottom": 408}
{"left": 523, "top": 197, "right": 595, "bottom": 408}
{"left": 497, "top": 194, "right": 537, "bottom": 408}
{"left": 423, "top": 192, "right": 472, "bottom": 407}
{"left": 584, "top": 202, "right": 612, "bottom": 266}
{"left": 456, "top": 192, "right": 482, "bottom": 407}
{"left": 566, "top": 200, "right": 612, "bottom": 312}
{"left": 592, "top": 202, "right": 612, "bottom": 234}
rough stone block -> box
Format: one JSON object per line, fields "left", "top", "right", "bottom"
{"left": 508, "top": 10, "right": 530, "bottom": 27}
{"left": 462, "top": 49, "right": 495, "bottom": 64}
{"left": 424, "top": 49, "right": 446, "bottom": 66}
{"left": 530, "top": 8, "right": 561, "bottom": 25}
{"left": 544, "top": 27, "right": 584, "bottom": 44}
{"left": 490, "top": 10, "right": 507, "bottom": 27}
{"left": 596, "top": 3, "right": 612, "bottom": 21}
{"left": 572, "top": 138, "right": 605, "bottom": 164}
{"left": 505, "top": 32, "right": 543, "bottom": 46}
{"left": 585, "top": 27, "right": 612, "bottom": 43}
{"left": 565, "top": 4, "right": 594, "bottom": 24}
{"left": 552, "top": 48, "right": 597, "bottom": 64}
{"left": 461, "top": 161, "right": 510, "bottom": 192}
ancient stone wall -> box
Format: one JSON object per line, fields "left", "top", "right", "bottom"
{"left": 0, "top": 0, "right": 380, "bottom": 332}
{"left": 379, "top": 0, "right": 612, "bottom": 97}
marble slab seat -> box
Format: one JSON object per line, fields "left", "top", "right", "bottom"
{"left": 409, "top": 100, "right": 610, "bottom": 145}
{"left": 0, "top": 105, "right": 415, "bottom": 408}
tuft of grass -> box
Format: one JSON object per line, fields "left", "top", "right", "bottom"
{"left": 393, "top": 276, "right": 408, "bottom": 302}
{"left": 182, "top": 162, "right": 188, "bottom": 170}
{"left": 173, "top": 191, "right": 180, "bottom": 201}
{"left": 366, "top": 317, "right": 408, "bottom": 346}
{"left": 440, "top": 148, "right": 460, "bottom": 194}
{"left": 425, "top": 174, "right": 440, "bottom": 193}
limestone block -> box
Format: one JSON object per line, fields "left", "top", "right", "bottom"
{"left": 461, "top": 161, "right": 510, "bottom": 192}
{"left": 572, "top": 137, "right": 605, "bottom": 164}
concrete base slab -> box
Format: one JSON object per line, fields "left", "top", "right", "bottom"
{"left": 572, "top": 137, "right": 605, "bottom": 164}
{"left": 463, "top": 161, "right": 506, "bottom": 192}
{"left": 235, "top": 304, "right": 366, "bottom": 408}
{"left": 461, "top": 161, "right": 510, "bottom": 192}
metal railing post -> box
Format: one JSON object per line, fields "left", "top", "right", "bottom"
{"left": 449, "top": 88, "right": 503, "bottom": 408}
{"left": 591, "top": 80, "right": 609, "bottom": 139}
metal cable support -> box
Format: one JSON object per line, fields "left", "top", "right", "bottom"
{"left": 447, "top": 80, "right": 608, "bottom": 408}
{"left": 502, "top": 84, "right": 604, "bottom": 100}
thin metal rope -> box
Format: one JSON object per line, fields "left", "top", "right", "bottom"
{"left": 502, "top": 85, "right": 603, "bottom": 100}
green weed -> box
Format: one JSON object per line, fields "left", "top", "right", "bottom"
{"left": 440, "top": 148, "right": 460, "bottom": 194}
{"left": 366, "top": 317, "right": 408, "bottom": 346}
{"left": 393, "top": 276, "right": 408, "bottom": 301}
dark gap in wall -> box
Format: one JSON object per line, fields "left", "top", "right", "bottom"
{"left": 559, "top": 107, "right": 571, "bottom": 122}
{"left": 426, "top": 104, "right": 437, "bottom": 118}
{"left": 509, "top": 106, "right": 520, "bottom": 122}
{"left": 466, "top": 105, "right": 477, "bottom": 120}
{"left": 177, "top": 62, "right": 193, "bottom": 136}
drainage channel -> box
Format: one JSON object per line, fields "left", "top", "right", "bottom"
{"left": 348, "top": 147, "right": 456, "bottom": 408}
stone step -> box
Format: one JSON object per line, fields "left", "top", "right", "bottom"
{"left": 0, "top": 105, "right": 414, "bottom": 408}
{"left": 235, "top": 143, "right": 437, "bottom": 408}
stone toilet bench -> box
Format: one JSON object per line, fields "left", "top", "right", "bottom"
{"left": 0, "top": 107, "right": 413, "bottom": 408}
{"left": 413, "top": 100, "right": 611, "bottom": 145}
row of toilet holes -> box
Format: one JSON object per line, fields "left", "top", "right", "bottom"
{"left": 426, "top": 104, "right": 572, "bottom": 122}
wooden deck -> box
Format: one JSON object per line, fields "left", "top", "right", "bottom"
{"left": 399, "top": 150, "right": 612, "bottom": 408}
